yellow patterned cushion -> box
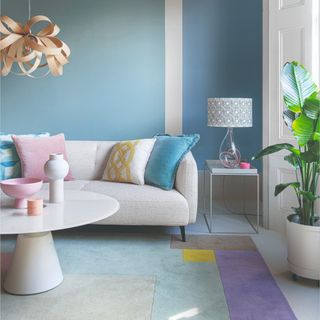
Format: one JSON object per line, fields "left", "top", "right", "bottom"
{"left": 102, "top": 139, "right": 155, "bottom": 185}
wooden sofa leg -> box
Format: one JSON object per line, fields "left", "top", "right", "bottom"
{"left": 179, "top": 226, "right": 186, "bottom": 242}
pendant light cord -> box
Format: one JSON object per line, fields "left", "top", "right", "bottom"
{"left": 28, "top": 0, "right": 31, "bottom": 19}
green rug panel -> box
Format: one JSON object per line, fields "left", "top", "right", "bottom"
{"left": 1, "top": 232, "right": 229, "bottom": 320}
{"left": 2, "top": 274, "right": 155, "bottom": 320}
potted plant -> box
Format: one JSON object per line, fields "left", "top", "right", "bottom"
{"left": 253, "top": 61, "right": 320, "bottom": 281}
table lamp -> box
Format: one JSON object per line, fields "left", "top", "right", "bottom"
{"left": 207, "top": 98, "right": 252, "bottom": 168}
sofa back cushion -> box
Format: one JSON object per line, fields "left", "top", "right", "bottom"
{"left": 102, "top": 139, "right": 155, "bottom": 185}
{"left": 0, "top": 132, "right": 50, "bottom": 181}
{"left": 145, "top": 134, "right": 200, "bottom": 190}
{"left": 65, "top": 141, "right": 117, "bottom": 180}
{"left": 13, "top": 133, "right": 73, "bottom": 181}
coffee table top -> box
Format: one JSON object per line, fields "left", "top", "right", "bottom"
{"left": 0, "top": 190, "right": 120, "bottom": 235}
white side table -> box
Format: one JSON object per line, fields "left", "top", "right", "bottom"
{"left": 203, "top": 160, "right": 259, "bottom": 234}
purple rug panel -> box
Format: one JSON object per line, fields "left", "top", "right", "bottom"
{"left": 216, "top": 250, "right": 297, "bottom": 320}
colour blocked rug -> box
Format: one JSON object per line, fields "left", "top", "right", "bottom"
{"left": 1, "top": 232, "right": 297, "bottom": 320}
{"left": 171, "top": 235, "right": 297, "bottom": 320}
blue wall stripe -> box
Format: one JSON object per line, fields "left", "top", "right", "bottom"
{"left": 182, "top": 0, "right": 263, "bottom": 170}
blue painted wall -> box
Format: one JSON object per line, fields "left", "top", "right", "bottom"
{"left": 1, "top": 0, "right": 262, "bottom": 169}
{"left": 183, "top": 0, "right": 262, "bottom": 169}
{"left": 0, "top": 0, "right": 165, "bottom": 140}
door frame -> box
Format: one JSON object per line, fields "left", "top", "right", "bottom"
{"left": 262, "top": 0, "right": 270, "bottom": 229}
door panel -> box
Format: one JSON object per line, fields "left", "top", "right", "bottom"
{"left": 265, "top": 0, "right": 318, "bottom": 233}
{"left": 269, "top": 155, "right": 298, "bottom": 232}
{"left": 280, "top": 0, "right": 305, "bottom": 11}
{"left": 279, "top": 27, "right": 304, "bottom": 140}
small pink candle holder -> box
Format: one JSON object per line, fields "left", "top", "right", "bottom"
{"left": 27, "top": 199, "right": 43, "bottom": 216}
{"left": 240, "top": 162, "right": 251, "bottom": 169}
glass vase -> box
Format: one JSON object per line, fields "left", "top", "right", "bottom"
{"left": 219, "top": 128, "right": 241, "bottom": 168}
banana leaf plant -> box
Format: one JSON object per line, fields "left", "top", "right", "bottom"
{"left": 253, "top": 61, "right": 320, "bottom": 226}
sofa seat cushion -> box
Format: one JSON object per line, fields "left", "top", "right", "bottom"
{"left": 83, "top": 181, "right": 189, "bottom": 226}
{"left": 54, "top": 180, "right": 189, "bottom": 226}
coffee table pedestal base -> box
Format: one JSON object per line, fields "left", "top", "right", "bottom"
{"left": 4, "top": 232, "right": 63, "bottom": 295}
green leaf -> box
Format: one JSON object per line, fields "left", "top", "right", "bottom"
{"left": 305, "top": 141, "right": 320, "bottom": 163}
{"left": 300, "top": 150, "right": 318, "bottom": 163}
{"left": 275, "top": 182, "right": 300, "bottom": 197}
{"left": 303, "top": 95, "right": 320, "bottom": 120}
{"left": 314, "top": 132, "right": 320, "bottom": 141}
{"left": 308, "top": 140, "right": 320, "bottom": 165}
{"left": 252, "top": 143, "right": 299, "bottom": 160}
{"left": 281, "top": 62, "right": 318, "bottom": 113}
{"left": 313, "top": 118, "right": 320, "bottom": 141}
{"left": 308, "top": 140, "right": 320, "bottom": 155}
{"left": 292, "top": 114, "right": 315, "bottom": 146}
{"left": 299, "top": 190, "right": 319, "bottom": 201}
{"left": 282, "top": 109, "right": 296, "bottom": 131}
{"left": 284, "top": 154, "right": 299, "bottom": 168}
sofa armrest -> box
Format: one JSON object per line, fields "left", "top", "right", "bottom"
{"left": 175, "top": 152, "right": 198, "bottom": 224}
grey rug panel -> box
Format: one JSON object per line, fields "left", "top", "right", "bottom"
{"left": 1, "top": 274, "right": 155, "bottom": 320}
{"left": 171, "top": 234, "right": 257, "bottom": 251}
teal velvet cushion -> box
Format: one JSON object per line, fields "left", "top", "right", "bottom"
{"left": 145, "top": 134, "right": 200, "bottom": 190}
{"left": 0, "top": 132, "right": 49, "bottom": 181}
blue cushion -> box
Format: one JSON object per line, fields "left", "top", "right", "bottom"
{"left": 145, "top": 134, "right": 200, "bottom": 190}
{"left": 0, "top": 132, "right": 49, "bottom": 181}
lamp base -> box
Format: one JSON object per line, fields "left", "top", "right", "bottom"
{"left": 219, "top": 128, "right": 241, "bottom": 168}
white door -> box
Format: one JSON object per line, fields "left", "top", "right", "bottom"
{"left": 263, "top": 0, "right": 319, "bottom": 233}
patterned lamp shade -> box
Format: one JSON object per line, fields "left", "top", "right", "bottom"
{"left": 208, "top": 98, "right": 252, "bottom": 128}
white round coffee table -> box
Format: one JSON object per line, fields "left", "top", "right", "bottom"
{"left": 1, "top": 190, "right": 119, "bottom": 295}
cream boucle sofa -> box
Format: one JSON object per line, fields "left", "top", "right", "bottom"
{"left": 62, "top": 141, "right": 198, "bottom": 240}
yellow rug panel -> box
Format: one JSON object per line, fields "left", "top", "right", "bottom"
{"left": 183, "top": 249, "right": 215, "bottom": 263}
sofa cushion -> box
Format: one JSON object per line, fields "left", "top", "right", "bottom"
{"left": 102, "top": 139, "right": 155, "bottom": 185}
{"left": 65, "top": 141, "right": 116, "bottom": 180}
{"left": 145, "top": 134, "right": 200, "bottom": 190}
{"left": 0, "top": 132, "right": 49, "bottom": 181}
{"left": 12, "top": 133, "right": 73, "bottom": 181}
{"left": 53, "top": 180, "right": 189, "bottom": 226}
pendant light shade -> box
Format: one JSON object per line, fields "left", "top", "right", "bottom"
{"left": 0, "top": 15, "right": 70, "bottom": 77}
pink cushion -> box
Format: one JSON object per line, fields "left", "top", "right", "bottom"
{"left": 12, "top": 133, "right": 74, "bottom": 181}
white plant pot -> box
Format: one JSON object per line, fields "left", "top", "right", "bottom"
{"left": 287, "top": 215, "right": 320, "bottom": 280}
{"left": 44, "top": 153, "right": 69, "bottom": 203}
